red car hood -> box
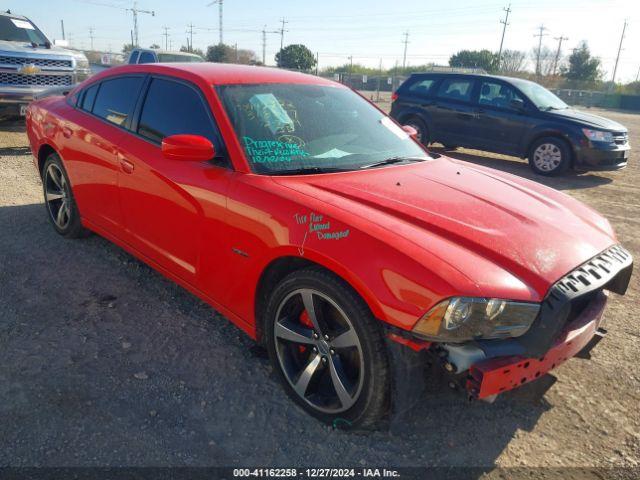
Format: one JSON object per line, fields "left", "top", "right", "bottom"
{"left": 274, "top": 157, "right": 617, "bottom": 299}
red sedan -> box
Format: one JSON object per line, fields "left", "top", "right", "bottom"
{"left": 26, "top": 63, "right": 632, "bottom": 429}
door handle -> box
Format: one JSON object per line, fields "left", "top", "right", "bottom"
{"left": 62, "top": 126, "right": 72, "bottom": 139}
{"left": 120, "top": 158, "right": 134, "bottom": 174}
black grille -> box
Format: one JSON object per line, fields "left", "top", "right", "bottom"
{"left": 0, "top": 72, "right": 73, "bottom": 87}
{"left": 0, "top": 55, "right": 73, "bottom": 69}
{"left": 554, "top": 244, "right": 632, "bottom": 297}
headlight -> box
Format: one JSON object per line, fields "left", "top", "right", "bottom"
{"left": 412, "top": 297, "right": 540, "bottom": 342}
{"left": 582, "top": 128, "right": 614, "bottom": 143}
{"left": 73, "top": 54, "right": 90, "bottom": 69}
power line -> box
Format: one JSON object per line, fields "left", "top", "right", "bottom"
{"left": 611, "top": 18, "right": 628, "bottom": 84}
{"left": 552, "top": 35, "right": 568, "bottom": 76}
{"left": 534, "top": 24, "right": 548, "bottom": 77}
{"left": 497, "top": 4, "right": 511, "bottom": 71}
{"left": 206, "top": 0, "right": 223, "bottom": 45}
{"left": 401, "top": 31, "right": 409, "bottom": 69}
{"left": 279, "top": 17, "right": 289, "bottom": 51}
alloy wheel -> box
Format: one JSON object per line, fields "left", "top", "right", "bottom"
{"left": 533, "top": 143, "right": 562, "bottom": 172}
{"left": 273, "top": 288, "right": 365, "bottom": 414}
{"left": 44, "top": 163, "right": 71, "bottom": 230}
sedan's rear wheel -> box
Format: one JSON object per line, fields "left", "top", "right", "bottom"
{"left": 265, "top": 269, "right": 390, "bottom": 429}
{"left": 42, "top": 153, "right": 88, "bottom": 238}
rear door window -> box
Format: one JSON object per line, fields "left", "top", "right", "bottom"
{"left": 137, "top": 77, "right": 218, "bottom": 146}
{"left": 436, "top": 78, "right": 475, "bottom": 102}
{"left": 138, "top": 51, "right": 156, "bottom": 64}
{"left": 129, "top": 51, "right": 140, "bottom": 64}
{"left": 92, "top": 76, "right": 145, "bottom": 127}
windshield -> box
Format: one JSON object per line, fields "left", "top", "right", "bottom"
{"left": 218, "top": 83, "right": 429, "bottom": 174}
{"left": 512, "top": 79, "right": 568, "bottom": 111}
{"left": 0, "top": 16, "right": 49, "bottom": 46}
{"left": 157, "top": 53, "right": 204, "bottom": 63}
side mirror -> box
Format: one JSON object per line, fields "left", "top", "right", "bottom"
{"left": 402, "top": 124, "right": 419, "bottom": 139}
{"left": 161, "top": 134, "right": 215, "bottom": 161}
{"left": 510, "top": 98, "right": 525, "bottom": 111}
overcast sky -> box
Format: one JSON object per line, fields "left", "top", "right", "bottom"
{"left": 6, "top": 0, "right": 640, "bottom": 82}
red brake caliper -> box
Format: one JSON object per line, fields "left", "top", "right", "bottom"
{"left": 299, "top": 310, "right": 314, "bottom": 353}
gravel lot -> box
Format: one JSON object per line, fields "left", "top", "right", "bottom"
{"left": 0, "top": 101, "right": 638, "bottom": 470}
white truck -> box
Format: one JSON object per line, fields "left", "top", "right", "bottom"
{"left": 0, "top": 10, "right": 90, "bottom": 119}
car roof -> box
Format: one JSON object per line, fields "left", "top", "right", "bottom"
{"left": 134, "top": 48, "right": 202, "bottom": 58}
{"left": 408, "top": 71, "right": 532, "bottom": 86}
{"left": 1, "top": 11, "right": 29, "bottom": 20}
{"left": 90, "top": 62, "right": 339, "bottom": 87}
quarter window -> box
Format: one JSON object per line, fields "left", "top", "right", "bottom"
{"left": 436, "top": 78, "right": 474, "bottom": 102}
{"left": 80, "top": 83, "right": 99, "bottom": 112}
{"left": 479, "top": 81, "right": 524, "bottom": 109}
{"left": 92, "top": 77, "right": 144, "bottom": 127}
{"left": 407, "top": 78, "right": 435, "bottom": 95}
{"left": 137, "top": 78, "right": 217, "bottom": 145}
{"left": 138, "top": 51, "right": 156, "bottom": 64}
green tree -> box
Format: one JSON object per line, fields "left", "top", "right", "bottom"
{"left": 206, "top": 43, "right": 234, "bottom": 62}
{"left": 565, "top": 41, "right": 602, "bottom": 83}
{"left": 275, "top": 44, "right": 316, "bottom": 71}
{"left": 149, "top": 43, "right": 160, "bottom": 49}
{"left": 449, "top": 49, "right": 498, "bottom": 72}
{"left": 180, "top": 45, "right": 205, "bottom": 57}
{"left": 122, "top": 43, "right": 135, "bottom": 54}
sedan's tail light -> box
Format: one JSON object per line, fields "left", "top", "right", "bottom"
{"left": 391, "top": 92, "right": 398, "bottom": 102}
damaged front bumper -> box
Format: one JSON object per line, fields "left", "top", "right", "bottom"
{"left": 466, "top": 290, "right": 607, "bottom": 399}
{"left": 386, "top": 244, "right": 633, "bottom": 410}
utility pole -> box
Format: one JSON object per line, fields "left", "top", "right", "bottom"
{"left": 89, "top": 27, "right": 94, "bottom": 50}
{"left": 636, "top": 65, "right": 640, "bottom": 82}
{"left": 376, "top": 58, "right": 382, "bottom": 102}
{"left": 534, "top": 24, "right": 548, "bottom": 77}
{"left": 497, "top": 4, "right": 511, "bottom": 71}
{"left": 401, "top": 31, "right": 409, "bottom": 70}
{"left": 130, "top": 30, "right": 134, "bottom": 47}
{"left": 552, "top": 35, "right": 568, "bottom": 76}
{"left": 348, "top": 55, "right": 353, "bottom": 86}
{"left": 162, "top": 26, "right": 170, "bottom": 50}
{"left": 279, "top": 17, "right": 289, "bottom": 51}
{"left": 187, "top": 23, "right": 195, "bottom": 52}
{"left": 611, "top": 19, "right": 628, "bottom": 84}
{"left": 234, "top": 42, "right": 238, "bottom": 62}
{"left": 206, "top": 0, "right": 223, "bottom": 45}
{"left": 261, "top": 25, "right": 279, "bottom": 65}
{"left": 127, "top": 1, "right": 155, "bottom": 47}
{"left": 60, "top": 20, "right": 66, "bottom": 40}
{"left": 315, "top": 52, "right": 319, "bottom": 76}
{"left": 262, "top": 27, "right": 266, "bottom": 64}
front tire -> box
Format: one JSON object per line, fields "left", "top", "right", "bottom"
{"left": 528, "top": 137, "right": 571, "bottom": 176}
{"left": 264, "top": 268, "right": 390, "bottom": 430}
{"left": 42, "top": 153, "right": 88, "bottom": 238}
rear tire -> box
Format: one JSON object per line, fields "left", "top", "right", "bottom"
{"left": 528, "top": 137, "right": 571, "bottom": 176}
{"left": 264, "top": 268, "right": 390, "bottom": 430}
{"left": 42, "top": 153, "right": 88, "bottom": 239}
{"left": 401, "top": 116, "right": 429, "bottom": 145}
